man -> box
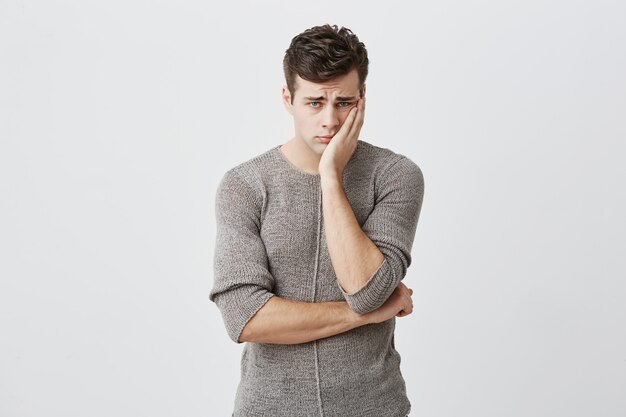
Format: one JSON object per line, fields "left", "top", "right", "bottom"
{"left": 209, "top": 24, "right": 424, "bottom": 417}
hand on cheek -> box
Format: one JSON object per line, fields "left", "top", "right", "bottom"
{"left": 319, "top": 98, "right": 365, "bottom": 179}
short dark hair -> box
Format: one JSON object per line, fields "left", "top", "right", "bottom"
{"left": 283, "top": 24, "right": 369, "bottom": 103}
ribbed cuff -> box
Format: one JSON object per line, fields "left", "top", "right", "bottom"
{"left": 339, "top": 258, "right": 396, "bottom": 314}
{"left": 215, "top": 286, "right": 275, "bottom": 343}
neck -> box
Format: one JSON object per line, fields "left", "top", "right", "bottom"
{"left": 280, "top": 137, "right": 321, "bottom": 174}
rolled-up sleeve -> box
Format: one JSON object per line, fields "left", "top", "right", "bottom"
{"left": 340, "top": 156, "right": 425, "bottom": 314}
{"left": 209, "top": 169, "right": 275, "bottom": 343}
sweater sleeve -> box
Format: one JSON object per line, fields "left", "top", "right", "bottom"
{"left": 339, "top": 156, "right": 425, "bottom": 314}
{"left": 209, "top": 169, "right": 275, "bottom": 343}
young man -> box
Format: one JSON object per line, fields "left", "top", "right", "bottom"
{"left": 209, "top": 24, "right": 424, "bottom": 417}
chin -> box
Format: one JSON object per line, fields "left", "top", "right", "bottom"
{"left": 304, "top": 140, "right": 325, "bottom": 154}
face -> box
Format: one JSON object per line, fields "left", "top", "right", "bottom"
{"left": 282, "top": 69, "right": 365, "bottom": 157}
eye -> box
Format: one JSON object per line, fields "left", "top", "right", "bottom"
{"left": 308, "top": 101, "right": 321, "bottom": 108}
{"left": 337, "top": 102, "right": 352, "bottom": 108}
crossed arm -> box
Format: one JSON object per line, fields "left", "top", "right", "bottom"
{"left": 239, "top": 170, "right": 417, "bottom": 344}
{"left": 239, "top": 284, "right": 414, "bottom": 344}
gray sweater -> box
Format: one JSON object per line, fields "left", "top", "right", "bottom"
{"left": 209, "top": 140, "right": 425, "bottom": 417}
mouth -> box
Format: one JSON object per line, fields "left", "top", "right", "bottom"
{"left": 316, "top": 134, "right": 335, "bottom": 143}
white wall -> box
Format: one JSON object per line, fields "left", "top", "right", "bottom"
{"left": 1, "top": 1, "right": 624, "bottom": 416}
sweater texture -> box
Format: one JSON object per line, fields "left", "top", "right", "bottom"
{"left": 209, "top": 140, "right": 425, "bottom": 417}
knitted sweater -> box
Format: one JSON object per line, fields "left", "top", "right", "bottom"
{"left": 209, "top": 140, "right": 425, "bottom": 417}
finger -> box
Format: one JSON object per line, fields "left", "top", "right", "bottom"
{"left": 358, "top": 97, "right": 366, "bottom": 115}
{"left": 347, "top": 100, "right": 363, "bottom": 136}
{"left": 404, "top": 296, "right": 413, "bottom": 312}
{"left": 397, "top": 307, "right": 411, "bottom": 317}
{"left": 400, "top": 284, "right": 411, "bottom": 297}
{"left": 349, "top": 99, "right": 365, "bottom": 139}
{"left": 338, "top": 106, "right": 358, "bottom": 137}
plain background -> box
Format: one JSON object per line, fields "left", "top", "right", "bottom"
{"left": 1, "top": 0, "right": 625, "bottom": 416}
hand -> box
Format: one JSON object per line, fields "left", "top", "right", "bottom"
{"left": 363, "top": 281, "right": 414, "bottom": 324}
{"left": 318, "top": 97, "right": 366, "bottom": 180}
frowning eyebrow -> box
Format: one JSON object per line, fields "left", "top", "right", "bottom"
{"left": 304, "top": 96, "right": 357, "bottom": 101}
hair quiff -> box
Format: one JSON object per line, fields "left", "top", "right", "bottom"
{"left": 283, "top": 24, "right": 369, "bottom": 103}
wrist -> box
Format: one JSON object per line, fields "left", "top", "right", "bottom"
{"left": 342, "top": 301, "right": 370, "bottom": 327}
{"left": 320, "top": 169, "right": 343, "bottom": 185}
{"left": 319, "top": 164, "right": 343, "bottom": 181}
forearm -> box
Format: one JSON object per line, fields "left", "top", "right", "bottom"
{"left": 239, "top": 295, "right": 368, "bottom": 344}
{"left": 321, "top": 175, "right": 385, "bottom": 294}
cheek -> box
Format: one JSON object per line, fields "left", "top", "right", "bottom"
{"left": 293, "top": 114, "right": 316, "bottom": 133}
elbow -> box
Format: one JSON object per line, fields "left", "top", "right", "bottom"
{"left": 340, "top": 256, "right": 403, "bottom": 314}
{"left": 235, "top": 298, "right": 277, "bottom": 343}
{"left": 237, "top": 320, "right": 255, "bottom": 343}
{"left": 211, "top": 286, "right": 275, "bottom": 344}
{"left": 236, "top": 330, "right": 247, "bottom": 344}
{"left": 227, "top": 311, "right": 263, "bottom": 344}
{"left": 226, "top": 320, "right": 247, "bottom": 344}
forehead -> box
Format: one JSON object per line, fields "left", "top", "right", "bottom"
{"left": 294, "top": 69, "right": 360, "bottom": 98}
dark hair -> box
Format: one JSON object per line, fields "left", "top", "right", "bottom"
{"left": 283, "top": 24, "right": 369, "bottom": 103}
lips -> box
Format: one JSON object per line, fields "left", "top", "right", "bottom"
{"left": 317, "top": 136, "right": 333, "bottom": 144}
{"left": 317, "top": 135, "right": 335, "bottom": 143}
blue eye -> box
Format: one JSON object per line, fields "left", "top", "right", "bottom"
{"left": 309, "top": 102, "right": 321, "bottom": 108}
{"left": 337, "top": 102, "right": 351, "bottom": 107}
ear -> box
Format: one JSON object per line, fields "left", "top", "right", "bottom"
{"left": 281, "top": 86, "right": 294, "bottom": 115}
{"left": 360, "top": 83, "right": 367, "bottom": 99}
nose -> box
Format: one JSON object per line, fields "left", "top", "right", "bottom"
{"left": 321, "top": 105, "right": 340, "bottom": 130}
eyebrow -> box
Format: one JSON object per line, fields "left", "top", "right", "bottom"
{"left": 304, "top": 96, "right": 357, "bottom": 101}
